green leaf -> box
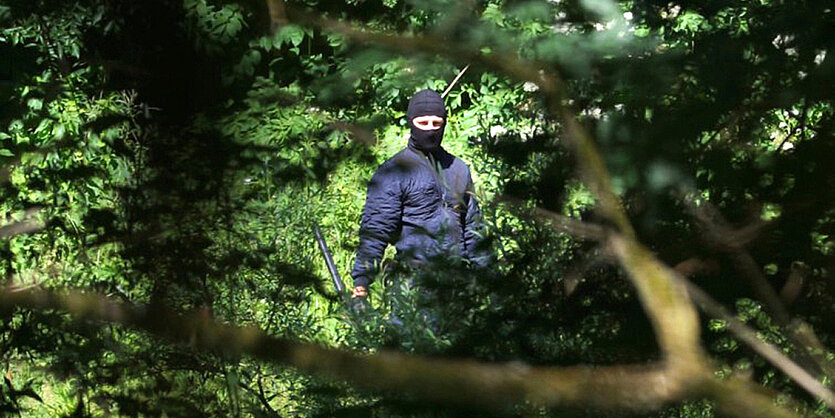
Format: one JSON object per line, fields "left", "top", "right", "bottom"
{"left": 52, "top": 123, "right": 66, "bottom": 140}
{"left": 708, "top": 319, "right": 727, "bottom": 332}
{"left": 27, "top": 97, "right": 43, "bottom": 111}
{"left": 278, "top": 25, "right": 305, "bottom": 48}
{"left": 33, "top": 118, "right": 52, "bottom": 134}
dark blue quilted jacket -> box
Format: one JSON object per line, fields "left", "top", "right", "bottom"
{"left": 351, "top": 145, "right": 488, "bottom": 288}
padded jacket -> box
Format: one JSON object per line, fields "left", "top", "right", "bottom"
{"left": 351, "top": 145, "right": 487, "bottom": 288}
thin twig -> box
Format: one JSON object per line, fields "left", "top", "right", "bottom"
{"left": 497, "top": 195, "right": 607, "bottom": 241}
{"left": 680, "top": 192, "right": 832, "bottom": 378}
{"left": 682, "top": 279, "right": 835, "bottom": 409}
{"left": 441, "top": 64, "right": 470, "bottom": 98}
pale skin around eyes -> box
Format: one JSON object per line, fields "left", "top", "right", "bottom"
{"left": 411, "top": 115, "right": 444, "bottom": 130}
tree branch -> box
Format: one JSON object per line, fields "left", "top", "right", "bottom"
{"left": 496, "top": 195, "right": 607, "bottom": 241}
{"left": 277, "top": 10, "right": 702, "bottom": 357}
{"left": 681, "top": 194, "right": 833, "bottom": 379}
{"left": 681, "top": 278, "right": 835, "bottom": 408}
{"left": 269, "top": 7, "right": 823, "bottom": 416}
{"left": 265, "top": 0, "right": 288, "bottom": 31}
{"left": 0, "top": 208, "right": 43, "bottom": 239}
{"left": 0, "top": 286, "right": 798, "bottom": 416}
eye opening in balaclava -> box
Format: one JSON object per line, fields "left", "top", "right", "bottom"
{"left": 406, "top": 89, "right": 446, "bottom": 153}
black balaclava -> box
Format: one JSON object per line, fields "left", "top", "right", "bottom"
{"left": 406, "top": 89, "right": 447, "bottom": 153}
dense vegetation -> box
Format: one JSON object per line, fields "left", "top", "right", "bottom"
{"left": 0, "top": 0, "right": 832, "bottom": 416}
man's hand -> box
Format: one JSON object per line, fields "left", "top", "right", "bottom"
{"left": 352, "top": 285, "right": 368, "bottom": 298}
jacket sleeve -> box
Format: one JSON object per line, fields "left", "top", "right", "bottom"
{"left": 462, "top": 176, "right": 491, "bottom": 268}
{"left": 351, "top": 163, "right": 404, "bottom": 288}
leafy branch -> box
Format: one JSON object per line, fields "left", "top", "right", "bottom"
{"left": 273, "top": 2, "right": 831, "bottom": 414}
{"left": 0, "top": 284, "right": 796, "bottom": 416}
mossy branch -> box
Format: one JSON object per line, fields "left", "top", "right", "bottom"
{"left": 0, "top": 285, "right": 797, "bottom": 416}
{"left": 273, "top": 5, "right": 828, "bottom": 415}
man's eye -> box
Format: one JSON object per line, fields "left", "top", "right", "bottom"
{"left": 414, "top": 119, "right": 441, "bottom": 129}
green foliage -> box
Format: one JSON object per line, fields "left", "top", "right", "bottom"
{"left": 0, "top": 0, "right": 833, "bottom": 416}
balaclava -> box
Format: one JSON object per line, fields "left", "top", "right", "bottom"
{"left": 406, "top": 89, "right": 447, "bottom": 153}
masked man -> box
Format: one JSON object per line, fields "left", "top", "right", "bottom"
{"left": 351, "top": 89, "right": 489, "bottom": 298}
